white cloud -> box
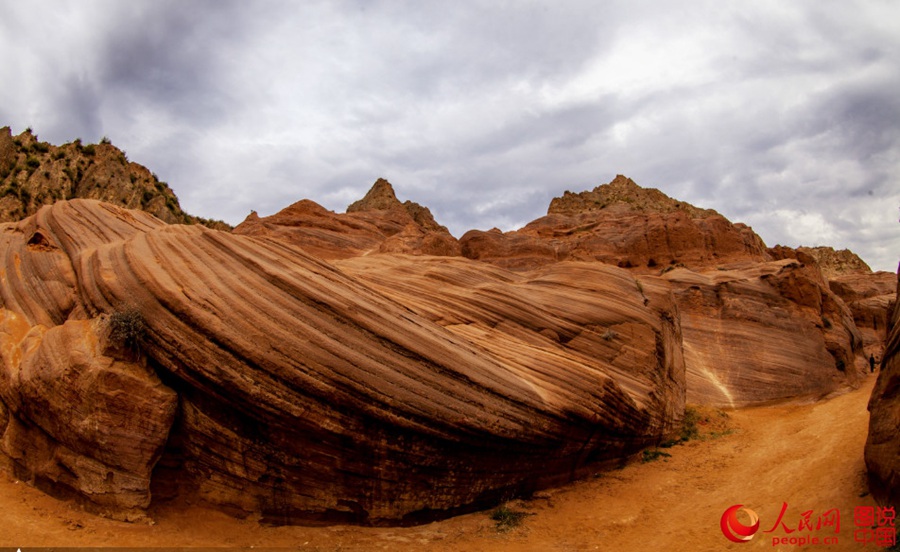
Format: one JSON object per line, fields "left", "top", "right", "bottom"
{"left": 1, "top": 0, "right": 899, "bottom": 270}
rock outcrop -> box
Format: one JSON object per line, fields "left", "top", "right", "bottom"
{"left": 0, "top": 199, "right": 684, "bottom": 523}
{"left": 461, "top": 176, "right": 872, "bottom": 408}
{"left": 662, "top": 260, "right": 864, "bottom": 408}
{"left": 798, "top": 246, "right": 873, "bottom": 280}
{"left": 829, "top": 271, "right": 896, "bottom": 358}
{"left": 234, "top": 178, "right": 460, "bottom": 259}
{"left": 866, "top": 268, "right": 900, "bottom": 508}
{"left": 0, "top": 126, "right": 229, "bottom": 230}
{"left": 460, "top": 175, "right": 769, "bottom": 272}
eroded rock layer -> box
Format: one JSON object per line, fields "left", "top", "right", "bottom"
{"left": 0, "top": 199, "right": 684, "bottom": 523}
{"left": 460, "top": 175, "right": 770, "bottom": 272}
{"left": 866, "top": 268, "right": 900, "bottom": 507}
{"left": 662, "top": 260, "right": 864, "bottom": 408}
{"left": 233, "top": 178, "right": 460, "bottom": 260}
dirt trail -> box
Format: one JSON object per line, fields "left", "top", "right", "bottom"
{"left": 0, "top": 374, "right": 887, "bottom": 551}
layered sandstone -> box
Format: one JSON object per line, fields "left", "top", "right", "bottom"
{"left": 460, "top": 176, "right": 871, "bottom": 408}
{"left": 0, "top": 199, "right": 684, "bottom": 523}
{"left": 662, "top": 260, "right": 864, "bottom": 408}
{"left": 460, "top": 175, "right": 769, "bottom": 272}
{"left": 866, "top": 268, "right": 900, "bottom": 507}
{"left": 772, "top": 245, "right": 895, "bottom": 358}
{"left": 829, "top": 271, "right": 896, "bottom": 358}
{"left": 234, "top": 178, "right": 460, "bottom": 259}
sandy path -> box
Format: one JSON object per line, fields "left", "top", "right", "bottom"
{"left": 0, "top": 374, "right": 886, "bottom": 551}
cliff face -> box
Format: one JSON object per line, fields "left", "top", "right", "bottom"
{"left": 233, "top": 178, "right": 460, "bottom": 259}
{"left": 0, "top": 127, "right": 228, "bottom": 230}
{"left": 866, "top": 268, "right": 900, "bottom": 507}
{"left": 458, "top": 176, "right": 871, "bottom": 407}
{"left": 663, "top": 260, "right": 864, "bottom": 408}
{"left": 0, "top": 199, "right": 684, "bottom": 523}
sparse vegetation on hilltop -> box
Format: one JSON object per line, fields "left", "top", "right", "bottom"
{"left": 0, "top": 125, "right": 231, "bottom": 230}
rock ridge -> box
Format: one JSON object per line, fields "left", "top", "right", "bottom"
{"left": 0, "top": 126, "right": 229, "bottom": 230}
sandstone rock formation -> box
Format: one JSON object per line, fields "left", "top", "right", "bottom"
{"left": 0, "top": 126, "right": 228, "bottom": 230}
{"left": 798, "top": 246, "right": 873, "bottom": 279}
{"left": 866, "top": 268, "right": 900, "bottom": 508}
{"left": 662, "top": 260, "right": 864, "bottom": 408}
{"left": 772, "top": 245, "right": 895, "bottom": 358}
{"left": 460, "top": 175, "right": 769, "bottom": 272}
{"left": 0, "top": 161, "right": 892, "bottom": 524}
{"left": 0, "top": 199, "right": 684, "bottom": 523}
{"left": 459, "top": 176, "right": 871, "bottom": 408}
{"left": 234, "top": 178, "right": 460, "bottom": 259}
{"left": 829, "top": 271, "right": 896, "bottom": 358}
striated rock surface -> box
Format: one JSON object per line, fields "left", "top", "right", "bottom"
{"left": 0, "top": 126, "right": 228, "bottom": 230}
{"left": 234, "top": 178, "right": 460, "bottom": 259}
{"left": 829, "top": 271, "right": 896, "bottom": 358}
{"left": 0, "top": 199, "right": 684, "bottom": 524}
{"left": 866, "top": 268, "right": 900, "bottom": 507}
{"left": 662, "top": 260, "right": 865, "bottom": 408}
{"left": 460, "top": 175, "right": 769, "bottom": 272}
{"left": 0, "top": 313, "right": 176, "bottom": 520}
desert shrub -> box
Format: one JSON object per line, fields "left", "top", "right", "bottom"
{"left": 642, "top": 449, "right": 671, "bottom": 463}
{"left": 602, "top": 329, "right": 617, "bottom": 341}
{"left": 26, "top": 157, "right": 40, "bottom": 169}
{"left": 32, "top": 142, "right": 50, "bottom": 153}
{"left": 108, "top": 307, "right": 146, "bottom": 350}
{"left": 82, "top": 144, "right": 96, "bottom": 156}
{"left": 490, "top": 505, "right": 527, "bottom": 532}
{"left": 680, "top": 406, "right": 701, "bottom": 441}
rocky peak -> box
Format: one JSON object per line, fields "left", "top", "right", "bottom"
{"left": 548, "top": 174, "right": 717, "bottom": 218}
{"left": 347, "top": 178, "right": 402, "bottom": 212}
{"left": 798, "top": 246, "right": 872, "bottom": 279}
{"left": 0, "top": 125, "right": 229, "bottom": 230}
{"left": 347, "top": 178, "right": 445, "bottom": 232}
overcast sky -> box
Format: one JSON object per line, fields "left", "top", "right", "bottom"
{"left": 1, "top": 1, "right": 898, "bottom": 271}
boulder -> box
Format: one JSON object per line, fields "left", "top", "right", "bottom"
{"left": 0, "top": 312, "right": 176, "bottom": 520}
{"left": 0, "top": 199, "right": 685, "bottom": 524}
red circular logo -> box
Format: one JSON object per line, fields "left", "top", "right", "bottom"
{"left": 721, "top": 504, "right": 760, "bottom": 543}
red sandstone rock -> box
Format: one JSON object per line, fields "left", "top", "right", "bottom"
{"left": 662, "top": 260, "right": 865, "bottom": 408}
{"left": 866, "top": 268, "right": 900, "bottom": 507}
{"left": 829, "top": 272, "right": 896, "bottom": 358}
{"left": 460, "top": 175, "right": 769, "bottom": 272}
{"left": 234, "top": 178, "right": 460, "bottom": 259}
{"left": 0, "top": 199, "right": 684, "bottom": 524}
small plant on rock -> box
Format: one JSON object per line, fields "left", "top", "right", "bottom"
{"left": 642, "top": 449, "right": 672, "bottom": 463}
{"left": 490, "top": 504, "right": 528, "bottom": 532}
{"left": 108, "top": 306, "right": 146, "bottom": 351}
